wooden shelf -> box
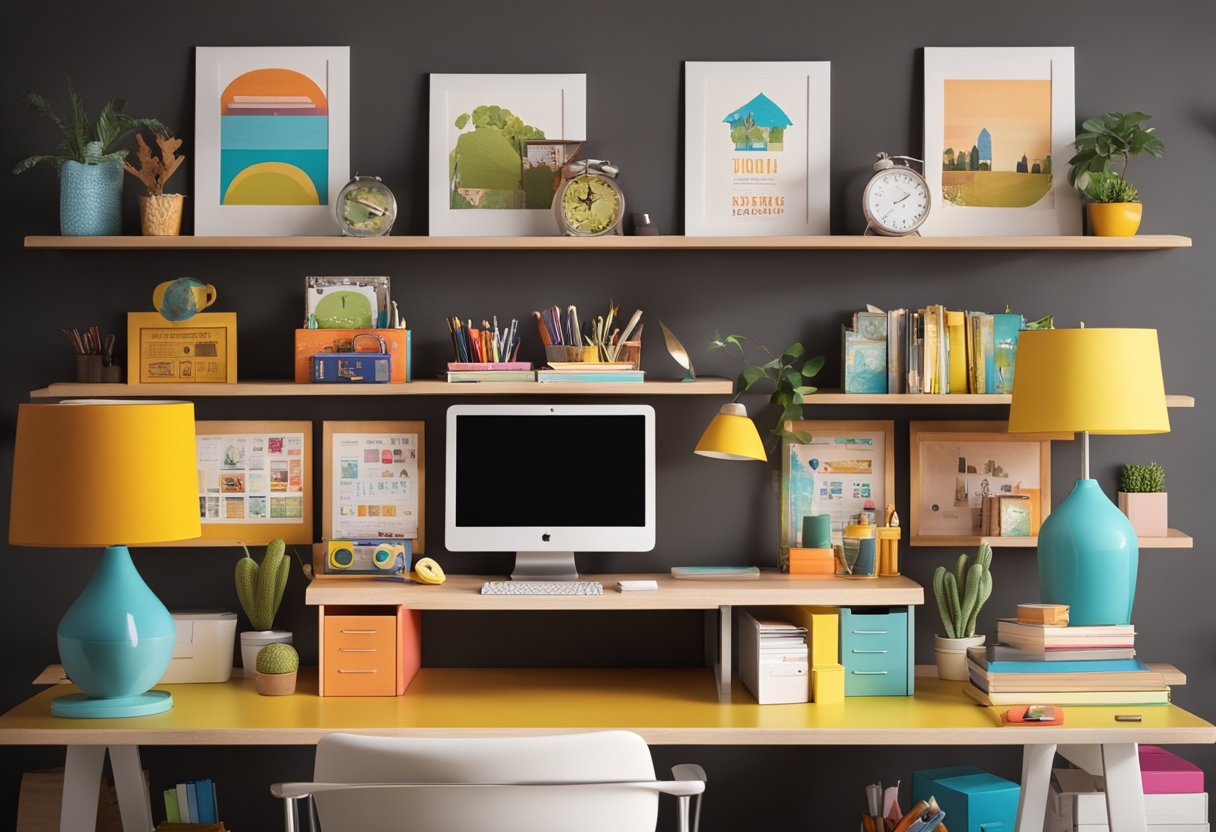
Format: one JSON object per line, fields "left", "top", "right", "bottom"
{"left": 22, "top": 234, "right": 1193, "bottom": 251}
{"left": 306, "top": 572, "right": 925, "bottom": 609}
{"left": 807, "top": 391, "right": 1195, "bottom": 408}
{"left": 911, "top": 528, "right": 1193, "bottom": 550}
{"left": 28, "top": 378, "right": 733, "bottom": 399}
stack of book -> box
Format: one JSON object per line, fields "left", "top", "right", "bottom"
{"left": 446, "top": 361, "right": 536, "bottom": 383}
{"left": 537, "top": 362, "right": 644, "bottom": 383}
{"left": 964, "top": 618, "right": 1171, "bottom": 706}
{"left": 842, "top": 305, "right": 1034, "bottom": 395}
{"left": 163, "top": 778, "right": 221, "bottom": 826}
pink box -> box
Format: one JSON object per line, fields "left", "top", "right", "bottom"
{"left": 1140, "top": 745, "right": 1204, "bottom": 793}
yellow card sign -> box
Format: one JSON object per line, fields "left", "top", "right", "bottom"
{"left": 127, "top": 312, "right": 238, "bottom": 384}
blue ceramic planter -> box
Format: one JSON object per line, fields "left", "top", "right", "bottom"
{"left": 60, "top": 159, "right": 123, "bottom": 236}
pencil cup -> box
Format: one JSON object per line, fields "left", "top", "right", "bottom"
{"left": 801, "top": 514, "right": 832, "bottom": 549}
{"left": 544, "top": 345, "right": 585, "bottom": 363}
{"left": 77, "top": 355, "right": 103, "bottom": 383}
{"left": 101, "top": 364, "right": 122, "bottom": 383}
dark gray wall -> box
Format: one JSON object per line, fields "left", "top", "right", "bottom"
{"left": 2, "top": 1, "right": 1213, "bottom": 827}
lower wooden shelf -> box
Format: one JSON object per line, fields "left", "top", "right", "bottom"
{"left": 911, "top": 528, "right": 1193, "bottom": 549}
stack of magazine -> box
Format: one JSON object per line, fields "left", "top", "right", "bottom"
{"left": 537, "top": 362, "right": 644, "bottom": 383}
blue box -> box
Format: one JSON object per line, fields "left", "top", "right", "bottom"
{"left": 311, "top": 352, "right": 391, "bottom": 383}
{"left": 912, "top": 765, "right": 1020, "bottom": 832}
{"left": 840, "top": 606, "right": 914, "bottom": 696}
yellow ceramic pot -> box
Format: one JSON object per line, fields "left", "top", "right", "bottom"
{"left": 1088, "top": 202, "right": 1143, "bottom": 237}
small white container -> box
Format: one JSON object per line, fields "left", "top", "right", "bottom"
{"left": 935, "top": 634, "right": 986, "bottom": 681}
{"left": 161, "top": 610, "right": 238, "bottom": 684}
{"left": 240, "top": 630, "right": 293, "bottom": 678}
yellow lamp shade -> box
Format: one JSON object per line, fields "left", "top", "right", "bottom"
{"left": 1009, "top": 328, "right": 1169, "bottom": 435}
{"left": 695, "top": 403, "right": 767, "bottom": 462}
{"left": 10, "top": 401, "right": 201, "bottom": 546}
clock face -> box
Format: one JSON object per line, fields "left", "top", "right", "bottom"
{"left": 866, "top": 170, "right": 929, "bottom": 234}
{"left": 559, "top": 174, "right": 623, "bottom": 236}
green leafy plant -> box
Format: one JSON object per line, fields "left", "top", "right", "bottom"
{"left": 709, "top": 332, "right": 825, "bottom": 443}
{"left": 235, "top": 539, "right": 290, "bottom": 632}
{"left": 1067, "top": 111, "right": 1164, "bottom": 202}
{"left": 12, "top": 76, "right": 168, "bottom": 175}
{"left": 932, "top": 543, "right": 993, "bottom": 639}
{"left": 256, "top": 643, "right": 299, "bottom": 675}
{"left": 1120, "top": 462, "right": 1165, "bottom": 493}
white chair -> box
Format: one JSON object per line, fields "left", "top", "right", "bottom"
{"left": 270, "top": 731, "right": 708, "bottom": 832}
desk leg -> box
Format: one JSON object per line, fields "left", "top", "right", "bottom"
{"left": 1101, "top": 743, "right": 1147, "bottom": 832}
{"left": 62, "top": 745, "right": 106, "bottom": 832}
{"left": 1014, "top": 742, "right": 1056, "bottom": 832}
{"left": 109, "top": 745, "right": 153, "bottom": 832}
{"left": 714, "top": 605, "right": 732, "bottom": 702}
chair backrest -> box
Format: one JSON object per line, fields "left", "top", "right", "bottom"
{"left": 312, "top": 730, "right": 659, "bottom": 832}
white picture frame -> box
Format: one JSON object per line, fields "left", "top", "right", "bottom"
{"left": 429, "top": 74, "right": 586, "bottom": 237}
{"left": 921, "top": 47, "right": 1079, "bottom": 236}
{"left": 684, "top": 61, "right": 831, "bottom": 237}
{"left": 194, "top": 46, "right": 350, "bottom": 236}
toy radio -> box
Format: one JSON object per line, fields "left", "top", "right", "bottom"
{"left": 324, "top": 539, "right": 411, "bottom": 576}
{"left": 311, "top": 333, "right": 391, "bottom": 383}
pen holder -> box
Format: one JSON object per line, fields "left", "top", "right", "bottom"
{"left": 838, "top": 519, "right": 878, "bottom": 579}
{"left": 101, "top": 364, "right": 122, "bottom": 383}
{"left": 76, "top": 355, "right": 103, "bottom": 383}
{"left": 544, "top": 340, "right": 641, "bottom": 369}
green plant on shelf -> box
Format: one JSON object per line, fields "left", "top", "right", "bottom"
{"left": 256, "top": 643, "right": 299, "bottom": 675}
{"left": 1067, "top": 111, "right": 1164, "bottom": 203}
{"left": 708, "top": 332, "right": 824, "bottom": 444}
{"left": 932, "top": 543, "right": 993, "bottom": 639}
{"left": 235, "top": 539, "right": 290, "bottom": 632}
{"left": 1120, "top": 462, "right": 1165, "bottom": 493}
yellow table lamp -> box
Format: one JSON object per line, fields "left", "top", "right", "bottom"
{"left": 1009, "top": 328, "right": 1168, "bottom": 625}
{"left": 695, "top": 403, "right": 767, "bottom": 462}
{"left": 10, "top": 401, "right": 200, "bottom": 717}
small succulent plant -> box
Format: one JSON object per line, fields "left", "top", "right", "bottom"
{"left": 933, "top": 543, "right": 993, "bottom": 639}
{"left": 235, "top": 539, "right": 290, "bottom": 632}
{"left": 1121, "top": 462, "right": 1165, "bottom": 493}
{"left": 256, "top": 643, "right": 299, "bottom": 675}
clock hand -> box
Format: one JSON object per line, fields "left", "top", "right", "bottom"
{"left": 893, "top": 192, "right": 912, "bottom": 204}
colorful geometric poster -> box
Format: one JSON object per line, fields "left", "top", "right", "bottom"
{"left": 195, "top": 47, "right": 349, "bottom": 235}
{"left": 219, "top": 68, "right": 330, "bottom": 205}
{"left": 685, "top": 62, "right": 830, "bottom": 236}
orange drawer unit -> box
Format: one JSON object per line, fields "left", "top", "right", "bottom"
{"left": 318, "top": 605, "right": 422, "bottom": 697}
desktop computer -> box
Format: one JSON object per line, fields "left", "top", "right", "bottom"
{"left": 445, "top": 404, "right": 656, "bottom": 584}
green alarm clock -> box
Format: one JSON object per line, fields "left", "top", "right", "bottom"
{"left": 336, "top": 174, "right": 397, "bottom": 237}
{"left": 553, "top": 159, "right": 625, "bottom": 237}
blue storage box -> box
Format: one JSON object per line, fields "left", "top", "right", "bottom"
{"left": 840, "top": 606, "right": 914, "bottom": 696}
{"left": 912, "top": 765, "right": 1020, "bottom": 832}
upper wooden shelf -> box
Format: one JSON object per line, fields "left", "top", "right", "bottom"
{"left": 29, "top": 379, "right": 732, "bottom": 398}
{"left": 22, "top": 234, "right": 1193, "bottom": 251}
{"left": 807, "top": 390, "right": 1195, "bottom": 407}
{"left": 306, "top": 572, "right": 925, "bottom": 609}
{"left": 911, "top": 528, "right": 1193, "bottom": 550}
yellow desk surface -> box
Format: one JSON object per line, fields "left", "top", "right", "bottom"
{"left": 306, "top": 573, "right": 925, "bottom": 609}
{"left": 1, "top": 669, "right": 1212, "bottom": 747}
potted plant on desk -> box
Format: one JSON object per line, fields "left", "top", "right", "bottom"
{"left": 1118, "top": 462, "right": 1168, "bottom": 537}
{"left": 255, "top": 643, "right": 299, "bottom": 696}
{"left": 1068, "top": 111, "right": 1165, "bottom": 237}
{"left": 235, "top": 539, "right": 293, "bottom": 677}
{"left": 933, "top": 543, "right": 993, "bottom": 681}
{"left": 123, "top": 129, "right": 185, "bottom": 236}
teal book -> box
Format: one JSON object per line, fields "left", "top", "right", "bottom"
{"left": 536, "top": 371, "right": 644, "bottom": 383}
{"left": 185, "top": 781, "right": 199, "bottom": 823}
{"left": 163, "top": 788, "right": 181, "bottom": 823}
{"left": 990, "top": 313, "right": 1024, "bottom": 394}
{"left": 194, "top": 779, "right": 216, "bottom": 824}
{"left": 982, "top": 657, "right": 1149, "bottom": 674}
{"left": 842, "top": 328, "right": 888, "bottom": 394}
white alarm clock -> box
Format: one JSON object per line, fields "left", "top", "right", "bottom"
{"left": 862, "top": 153, "right": 930, "bottom": 236}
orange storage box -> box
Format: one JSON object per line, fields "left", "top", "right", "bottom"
{"left": 318, "top": 605, "right": 421, "bottom": 697}
{"left": 789, "top": 547, "right": 835, "bottom": 577}
{"left": 294, "top": 329, "right": 412, "bottom": 384}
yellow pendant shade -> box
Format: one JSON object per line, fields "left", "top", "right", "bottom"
{"left": 1008, "top": 328, "right": 1169, "bottom": 435}
{"left": 695, "top": 403, "right": 767, "bottom": 462}
{"left": 10, "top": 401, "right": 201, "bottom": 546}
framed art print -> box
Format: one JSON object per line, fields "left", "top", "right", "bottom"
{"left": 684, "top": 61, "right": 830, "bottom": 237}
{"left": 195, "top": 46, "right": 350, "bottom": 236}
{"left": 429, "top": 74, "right": 586, "bottom": 236}
{"left": 780, "top": 420, "right": 894, "bottom": 569}
{"left": 910, "top": 421, "right": 1071, "bottom": 547}
{"left": 921, "top": 47, "right": 1079, "bottom": 236}
{"left": 322, "top": 420, "right": 425, "bottom": 552}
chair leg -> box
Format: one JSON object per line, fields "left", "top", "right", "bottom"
{"left": 307, "top": 795, "right": 318, "bottom": 832}
{"left": 283, "top": 795, "right": 300, "bottom": 832}
{"left": 61, "top": 746, "right": 106, "bottom": 832}
{"left": 676, "top": 794, "right": 691, "bottom": 832}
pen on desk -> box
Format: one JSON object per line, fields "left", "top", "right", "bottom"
{"left": 1115, "top": 714, "right": 1142, "bottom": 722}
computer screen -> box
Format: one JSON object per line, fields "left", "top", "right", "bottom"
{"left": 445, "top": 404, "right": 656, "bottom": 579}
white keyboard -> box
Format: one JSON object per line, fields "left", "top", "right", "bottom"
{"left": 480, "top": 581, "right": 604, "bottom": 596}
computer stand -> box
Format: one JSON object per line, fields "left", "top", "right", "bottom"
{"left": 510, "top": 551, "right": 579, "bottom": 581}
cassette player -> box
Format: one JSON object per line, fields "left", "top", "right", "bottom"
{"left": 311, "top": 333, "right": 391, "bottom": 384}
{"left": 324, "top": 539, "right": 411, "bottom": 577}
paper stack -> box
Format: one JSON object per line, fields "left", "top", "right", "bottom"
{"left": 738, "top": 608, "right": 808, "bottom": 704}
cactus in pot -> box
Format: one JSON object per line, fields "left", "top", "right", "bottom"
{"left": 932, "top": 543, "right": 994, "bottom": 680}
{"left": 254, "top": 643, "right": 299, "bottom": 696}
{"left": 235, "top": 539, "right": 293, "bottom": 677}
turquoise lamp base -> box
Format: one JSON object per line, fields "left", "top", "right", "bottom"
{"left": 52, "top": 690, "right": 172, "bottom": 718}
{"left": 1037, "top": 479, "right": 1139, "bottom": 626}
{"left": 55, "top": 546, "right": 175, "bottom": 719}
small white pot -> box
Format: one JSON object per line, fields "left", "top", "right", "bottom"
{"left": 1118, "top": 491, "right": 1168, "bottom": 538}
{"left": 240, "top": 630, "right": 293, "bottom": 678}
{"left": 935, "top": 634, "right": 985, "bottom": 681}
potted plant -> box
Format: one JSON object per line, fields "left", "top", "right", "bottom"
{"left": 1118, "top": 462, "right": 1167, "bottom": 537}
{"left": 124, "top": 130, "right": 185, "bottom": 236}
{"left": 235, "top": 539, "right": 293, "bottom": 677}
{"left": 1067, "top": 111, "right": 1165, "bottom": 237}
{"left": 12, "top": 78, "right": 168, "bottom": 236}
{"left": 932, "top": 543, "right": 993, "bottom": 681}
{"left": 254, "top": 643, "right": 299, "bottom": 696}
{"left": 707, "top": 332, "right": 825, "bottom": 445}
